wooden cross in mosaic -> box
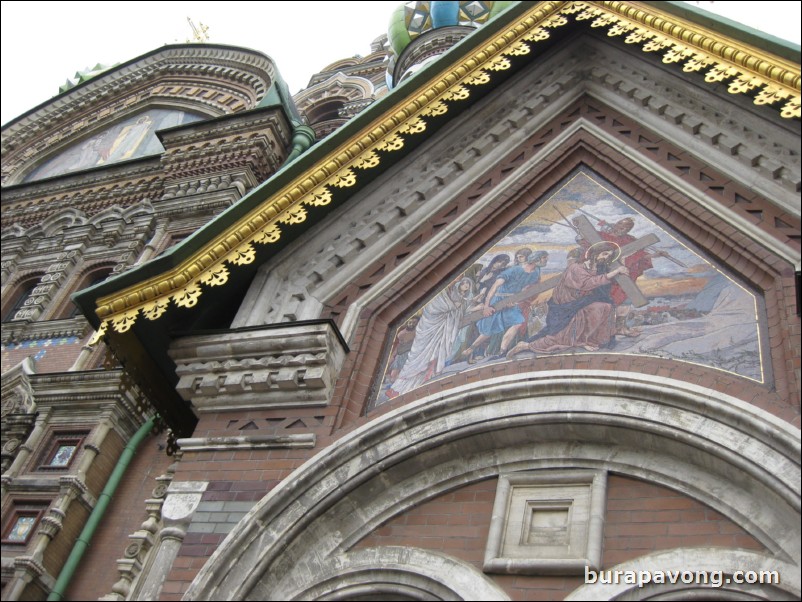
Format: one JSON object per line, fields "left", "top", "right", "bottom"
{"left": 571, "top": 214, "right": 654, "bottom": 308}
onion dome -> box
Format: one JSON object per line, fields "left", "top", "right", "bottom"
{"left": 386, "top": 1, "right": 513, "bottom": 88}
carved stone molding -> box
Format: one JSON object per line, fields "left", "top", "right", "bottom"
{"left": 0, "top": 358, "right": 37, "bottom": 473}
{"left": 1, "top": 165, "right": 163, "bottom": 230}
{"left": 484, "top": 470, "right": 607, "bottom": 574}
{"left": 159, "top": 109, "right": 292, "bottom": 196}
{"left": 176, "top": 434, "right": 316, "bottom": 452}
{"left": 236, "top": 39, "right": 799, "bottom": 332}
{"left": 101, "top": 459, "right": 178, "bottom": 601}
{"left": 1, "top": 318, "right": 90, "bottom": 347}
{"left": 170, "top": 322, "right": 347, "bottom": 412}
{"left": 2, "top": 45, "right": 281, "bottom": 186}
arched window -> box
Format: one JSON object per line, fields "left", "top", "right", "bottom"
{"left": 304, "top": 98, "right": 346, "bottom": 124}
{"left": 2, "top": 276, "right": 41, "bottom": 322}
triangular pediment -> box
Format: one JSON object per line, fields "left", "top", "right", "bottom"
{"left": 69, "top": 1, "right": 799, "bottom": 434}
{"left": 77, "top": 2, "right": 799, "bottom": 339}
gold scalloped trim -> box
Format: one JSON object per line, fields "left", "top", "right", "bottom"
{"left": 95, "top": 1, "right": 800, "bottom": 333}
{"left": 568, "top": 2, "right": 800, "bottom": 118}
{"left": 87, "top": 321, "right": 108, "bottom": 345}
{"left": 96, "top": 2, "right": 574, "bottom": 333}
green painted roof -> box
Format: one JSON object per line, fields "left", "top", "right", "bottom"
{"left": 59, "top": 63, "right": 119, "bottom": 94}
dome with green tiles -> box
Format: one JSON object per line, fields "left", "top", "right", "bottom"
{"left": 59, "top": 63, "right": 119, "bottom": 94}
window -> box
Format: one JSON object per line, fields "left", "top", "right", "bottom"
{"left": 37, "top": 432, "right": 87, "bottom": 470}
{"left": 2, "top": 276, "right": 40, "bottom": 322}
{"left": 64, "top": 268, "right": 111, "bottom": 318}
{"left": 2, "top": 502, "right": 48, "bottom": 544}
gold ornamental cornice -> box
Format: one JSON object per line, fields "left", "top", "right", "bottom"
{"left": 89, "top": 1, "right": 800, "bottom": 339}
{"left": 91, "top": 1, "right": 573, "bottom": 337}
{"left": 569, "top": 1, "right": 800, "bottom": 117}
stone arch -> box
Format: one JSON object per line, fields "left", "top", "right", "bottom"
{"left": 285, "top": 547, "right": 509, "bottom": 601}
{"left": 119, "top": 200, "right": 154, "bottom": 221}
{"left": 3, "top": 45, "right": 278, "bottom": 185}
{"left": 18, "top": 103, "right": 208, "bottom": 184}
{"left": 185, "top": 371, "right": 800, "bottom": 600}
{"left": 295, "top": 73, "right": 376, "bottom": 137}
{"left": 27, "top": 207, "right": 87, "bottom": 239}
{"left": 89, "top": 205, "right": 127, "bottom": 227}
{"left": 294, "top": 73, "right": 374, "bottom": 111}
{"left": 1, "top": 272, "right": 44, "bottom": 322}
{"left": 55, "top": 261, "right": 116, "bottom": 319}
{"left": 1, "top": 224, "right": 26, "bottom": 239}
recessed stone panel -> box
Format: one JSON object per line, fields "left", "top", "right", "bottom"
{"left": 485, "top": 470, "right": 606, "bottom": 574}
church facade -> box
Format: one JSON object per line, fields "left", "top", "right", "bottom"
{"left": 2, "top": 2, "right": 800, "bottom": 600}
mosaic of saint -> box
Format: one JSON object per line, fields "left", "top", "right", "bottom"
{"left": 375, "top": 170, "right": 764, "bottom": 405}
{"left": 25, "top": 108, "right": 203, "bottom": 182}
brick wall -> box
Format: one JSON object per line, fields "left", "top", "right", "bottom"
{"left": 1, "top": 336, "right": 84, "bottom": 374}
{"left": 329, "top": 99, "right": 800, "bottom": 430}
{"left": 353, "top": 474, "right": 764, "bottom": 601}
{"left": 65, "top": 431, "right": 174, "bottom": 601}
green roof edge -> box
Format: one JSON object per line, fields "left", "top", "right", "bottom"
{"left": 72, "top": 0, "right": 800, "bottom": 324}
{"left": 71, "top": 2, "right": 532, "bottom": 324}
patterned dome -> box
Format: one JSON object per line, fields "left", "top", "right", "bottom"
{"left": 387, "top": 1, "right": 513, "bottom": 57}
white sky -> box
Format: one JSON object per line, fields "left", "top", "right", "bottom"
{"left": 1, "top": 1, "right": 800, "bottom": 126}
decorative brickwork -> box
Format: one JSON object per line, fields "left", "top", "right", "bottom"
{"left": 330, "top": 99, "right": 799, "bottom": 427}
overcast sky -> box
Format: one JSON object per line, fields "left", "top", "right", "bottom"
{"left": 1, "top": 1, "right": 800, "bottom": 126}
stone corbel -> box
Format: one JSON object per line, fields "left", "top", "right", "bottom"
{"left": 170, "top": 321, "right": 348, "bottom": 412}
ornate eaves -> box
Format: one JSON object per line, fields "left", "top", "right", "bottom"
{"left": 84, "top": 1, "right": 800, "bottom": 339}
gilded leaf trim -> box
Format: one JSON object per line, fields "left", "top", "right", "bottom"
{"left": 421, "top": 100, "right": 448, "bottom": 117}
{"left": 375, "top": 133, "right": 406, "bottom": 152}
{"left": 142, "top": 298, "right": 170, "bottom": 321}
{"left": 564, "top": 2, "right": 800, "bottom": 117}
{"left": 226, "top": 244, "right": 257, "bottom": 266}
{"left": 112, "top": 310, "right": 139, "bottom": 333}
{"left": 172, "top": 284, "right": 202, "bottom": 308}
{"left": 780, "top": 97, "right": 801, "bottom": 119}
{"left": 87, "top": 321, "right": 108, "bottom": 345}
{"left": 96, "top": 1, "right": 800, "bottom": 333}
{"left": 253, "top": 224, "right": 282, "bottom": 243}
{"left": 352, "top": 150, "right": 381, "bottom": 170}
{"left": 443, "top": 84, "right": 471, "bottom": 102}
{"left": 466, "top": 71, "right": 491, "bottom": 86}
{"left": 277, "top": 206, "right": 308, "bottom": 225}
{"left": 331, "top": 168, "right": 358, "bottom": 188}
{"left": 199, "top": 265, "right": 230, "bottom": 287}
{"left": 398, "top": 117, "right": 427, "bottom": 135}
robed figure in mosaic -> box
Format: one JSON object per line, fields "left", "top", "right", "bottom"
{"left": 508, "top": 242, "right": 629, "bottom": 355}
{"left": 387, "top": 277, "right": 477, "bottom": 398}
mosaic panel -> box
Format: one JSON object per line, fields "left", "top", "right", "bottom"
{"left": 376, "top": 169, "right": 765, "bottom": 405}
{"left": 25, "top": 108, "right": 203, "bottom": 182}
{"left": 6, "top": 516, "right": 36, "bottom": 542}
